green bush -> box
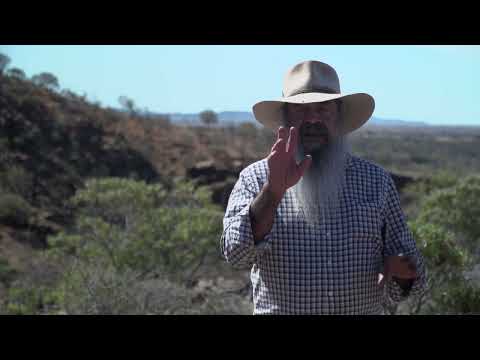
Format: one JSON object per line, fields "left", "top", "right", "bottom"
{"left": 435, "top": 279, "right": 480, "bottom": 315}
{"left": 0, "top": 257, "right": 18, "bottom": 286}
{"left": 43, "top": 177, "right": 227, "bottom": 314}
{"left": 417, "top": 175, "right": 480, "bottom": 254}
{"left": 0, "top": 192, "right": 33, "bottom": 225}
{"left": 48, "top": 178, "right": 222, "bottom": 281}
{"left": 4, "top": 284, "right": 61, "bottom": 315}
{"left": 0, "top": 165, "right": 33, "bottom": 199}
{"left": 409, "top": 222, "right": 467, "bottom": 270}
{"left": 404, "top": 174, "right": 480, "bottom": 314}
{"left": 56, "top": 261, "right": 251, "bottom": 315}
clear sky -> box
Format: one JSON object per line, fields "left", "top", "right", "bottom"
{"left": 2, "top": 45, "right": 479, "bottom": 125}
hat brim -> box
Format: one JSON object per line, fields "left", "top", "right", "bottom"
{"left": 252, "top": 92, "right": 375, "bottom": 135}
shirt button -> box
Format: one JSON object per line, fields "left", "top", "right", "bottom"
{"left": 326, "top": 231, "right": 331, "bottom": 237}
{"left": 328, "top": 291, "right": 333, "bottom": 297}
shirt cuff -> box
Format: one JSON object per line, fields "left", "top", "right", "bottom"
{"left": 238, "top": 202, "right": 276, "bottom": 256}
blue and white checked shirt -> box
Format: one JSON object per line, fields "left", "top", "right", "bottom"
{"left": 221, "top": 153, "right": 427, "bottom": 314}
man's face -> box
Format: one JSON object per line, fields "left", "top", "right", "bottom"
{"left": 285, "top": 100, "right": 340, "bottom": 154}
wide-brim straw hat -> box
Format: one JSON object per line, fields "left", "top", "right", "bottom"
{"left": 252, "top": 60, "right": 375, "bottom": 135}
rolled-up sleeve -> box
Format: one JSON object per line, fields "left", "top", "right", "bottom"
{"left": 382, "top": 175, "right": 427, "bottom": 302}
{"left": 220, "top": 170, "right": 275, "bottom": 270}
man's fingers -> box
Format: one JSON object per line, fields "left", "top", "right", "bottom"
{"left": 271, "top": 138, "right": 286, "bottom": 153}
{"left": 268, "top": 150, "right": 278, "bottom": 159}
{"left": 400, "top": 256, "right": 417, "bottom": 272}
{"left": 384, "top": 256, "right": 417, "bottom": 279}
{"left": 271, "top": 127, "right": 288, "bottom": 154}
{"left": 404, "top": 265, "right": 418, "bottom": 278}
{"left": 277, "top": 126, "right": 287, "bottom": 141}
{"left": 396, "top": 256, "right": 417, "bottom": 274}
{"left": 286, "top": 127, "right": 297, "bottom": 154}
{"left": 378, "top": 273, "right": 385, "bottom": 288}
{"left": 378, "top": 268, "right": 391, "bottom": 289}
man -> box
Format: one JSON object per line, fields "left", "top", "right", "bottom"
{"left": 221, "top": 60, "right": 426, "bottom": 315}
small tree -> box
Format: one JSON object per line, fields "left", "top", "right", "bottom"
{"left": 0, "top": 53, "right": 11, "bottom": 74}
{"left": 199, "top": 110, "right": 218, "bottom": 127}
{"left": 31, "top": 72, "right": 60, "bottom": 90}
{"left": 118, "top": 96, "right": 136, "bottom": 116}
{"left": 61, "top": 89, "right": 80, "bottom": 101}
{"left": 6, "top": 67, "right": 26, "bottom": 80}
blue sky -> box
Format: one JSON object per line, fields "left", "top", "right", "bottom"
{"left": 2, "top": 45, "right": 479, "bottom": 125}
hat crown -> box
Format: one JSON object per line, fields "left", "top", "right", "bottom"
{"left": 283, "top": 61, "right": 341, "bottom": 97}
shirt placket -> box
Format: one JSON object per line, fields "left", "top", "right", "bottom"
{"left": 308, "top": 216, "right": 333, "bottom": 314}
{"left": 324, "top": 220, "right": 336, "bottom": 314}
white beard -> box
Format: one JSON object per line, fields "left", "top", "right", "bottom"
{"left": 291, "top": 136, "right": 349, "bottom": 226}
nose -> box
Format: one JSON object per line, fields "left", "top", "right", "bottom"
{"left": 304, "top": 111, "right": 324, "bottom": 125}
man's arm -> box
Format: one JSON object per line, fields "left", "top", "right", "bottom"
{"left": 220, "top": 171, "right": 279, "bottom": 269}
{"left": 221, "top": 126, "right": 311, "bottom": 269}
{"left": 382, "top": 174, "right": 427, "bottom": 302}
{"left": 249, "top": 182, "right": 284, "bottom": 244}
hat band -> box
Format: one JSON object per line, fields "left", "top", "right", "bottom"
{"left": 286, "top": 86, "right": 339, "bottom": 97}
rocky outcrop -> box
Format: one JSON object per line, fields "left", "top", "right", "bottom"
{"left": 187, "top": 161, "right": 416, "bottom": 209}
{"left": 187, "top": 160, "right": 251, "bottom": 209}
{"left": 390, "top": 172, "right": 415, "bottom": 191}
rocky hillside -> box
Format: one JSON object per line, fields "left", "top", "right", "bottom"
{"left": 0, "top": 75, "right": 159, "bottom": 251}
{"left": 0, "top": 73, "right": 419, "bottom": 288}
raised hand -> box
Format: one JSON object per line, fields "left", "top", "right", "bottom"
{"left": 266, "top": 126, "right": 312, "bottom": 199}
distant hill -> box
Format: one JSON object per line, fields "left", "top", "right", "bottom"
{"left": 161, "top": 111, "right": 257, "bottom": 125}
{"left": 152, "top": 111, "right": 429, "bottom": 127}
{"left": 369, "top": 117, "right": 429, "bottom": 127}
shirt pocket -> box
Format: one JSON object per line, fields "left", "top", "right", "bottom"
{"left": 344, "top": 202, "right": 383, "bottom": 251}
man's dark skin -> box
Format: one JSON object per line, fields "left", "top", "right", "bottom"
{"left": 249, "top": 101, "right": 417, "bottom": 289}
